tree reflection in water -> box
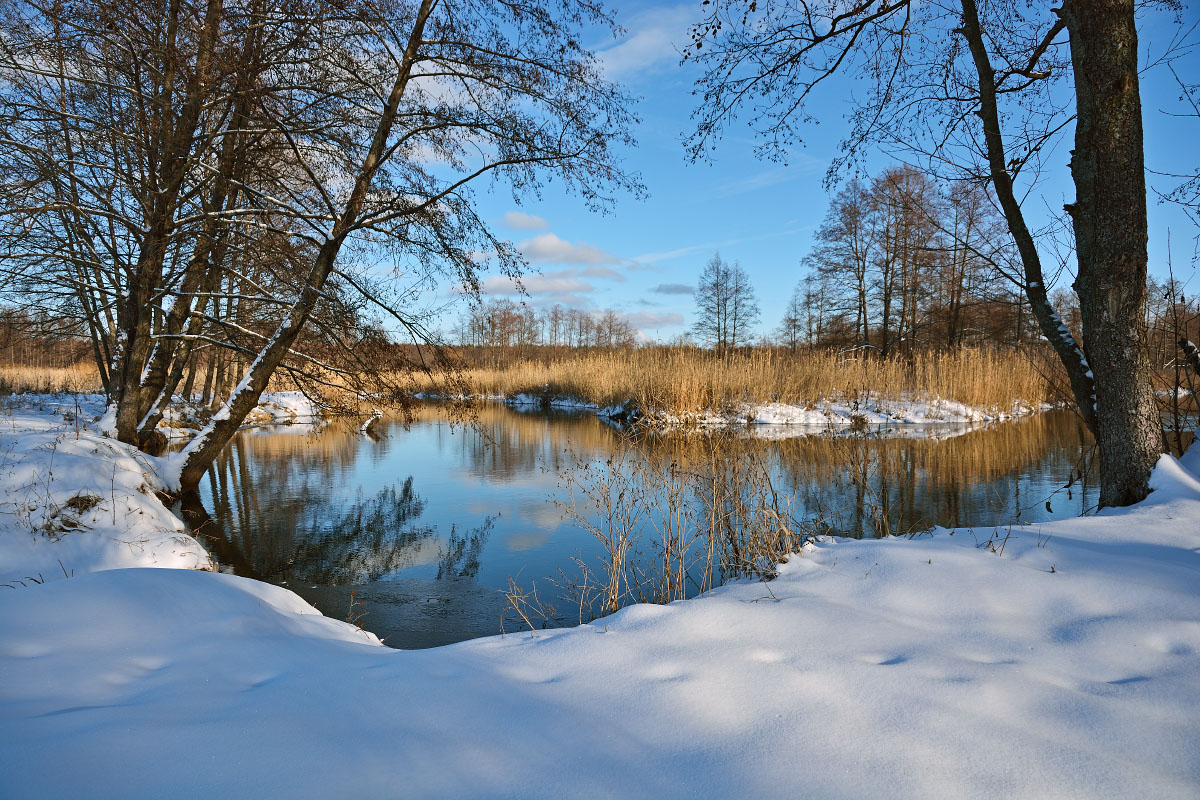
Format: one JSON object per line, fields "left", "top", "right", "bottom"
{"left": 194, "top": 470, "right": 500, "bottom": 588}
{"left": 286, "top": 478, "right": 433, "bottom": 584}
{"left": 186, "top": 404, "right": 1094, "bottom": 646}
{"left": 437, "top": 517, "right": 495, "bottom": 580}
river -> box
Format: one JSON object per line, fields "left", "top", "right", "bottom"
{"left": 184, "top": 404, "right": 1094, "bottom": 648}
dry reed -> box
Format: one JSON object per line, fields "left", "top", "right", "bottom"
{"left": 0, "top": 348, "right": 1052, "bottom": 416}
{"left": 424, "top": 347, "right": 1053, "bottom": 418}
{"left": 546, "top": 434, "right": 815, "bottom": 624}
{"left": 0, "top": 363, "right": 102, "bottom": 394}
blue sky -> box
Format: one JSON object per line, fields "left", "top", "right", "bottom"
{"left": 460, "top": 3, "right": 1200, "bottom": 342}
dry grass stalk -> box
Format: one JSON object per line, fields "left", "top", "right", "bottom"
{"left": 500, "top": 577, "right": 557, "bottom": 637}
{"left": 548, "top": 433, "right": 818, "bottom": 623}
{"left": 417, "top": 347, "right": 1052, "bottom": 418}
{"left": 0, "top": 363, "right": 103, "bottom": 394}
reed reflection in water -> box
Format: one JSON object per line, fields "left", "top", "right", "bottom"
{"left": 187, "top": 403, "right": 1092, "bottom": 648}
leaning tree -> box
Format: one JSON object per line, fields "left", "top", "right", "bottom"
{"left": 687, "top": 0, "right": 1174, "bottom": 506}
{"left": 0, "top": 0, "right": 642, "bottom": 493}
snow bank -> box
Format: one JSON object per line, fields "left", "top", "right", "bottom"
{"left": 1, "top": 397, "right": 1198, "bottom": 797}
{"left": 254, "top": 390, "right": 324, "bottom": 424}
{"left": 650, "top": 395, "right": 1042, "bottom": 427}
{"left": 507, "top": 393, "right": 1039, "bottom": 426}
{"left": 0, "top": 402, "right": 212, "bottom": 585}
{"left": 505, "top": 392, "right": 1041, "bottom": 440}
{"left": 160, "top": 390, "right": 325, "bottom": 440}
{"left": 506, "top": 392, "right": 602, "bottom": 411}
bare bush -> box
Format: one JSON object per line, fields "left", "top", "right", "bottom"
{"left": 545, "top": 434, "right": 817, "bottom": 623}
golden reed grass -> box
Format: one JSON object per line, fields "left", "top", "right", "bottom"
{"left": 1, "top": 347, "right": 1056, "bottom": 418}
{"left": 0, "top": 363, "right": 102, "bottom": 394}
{"left": 427, "top": 347, "right": 1053, "bottom": 417}
{"left": 0, "top": 362, "right": 367, "bottom": 399}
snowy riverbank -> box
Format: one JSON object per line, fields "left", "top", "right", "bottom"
{"left": 501, "top": 391, "right": 1045, "bottom": 435}
{"left": 0, "top": 391, "right": 329, "bottom": 583}
{"left": 0, "top": 396, "right": 212, "bottom": 584}
{"left": 156, "top": 389, "right": 326, "bottom": 440}
{"left": 1, "top": 398, "right": 1198, "bottom": 798}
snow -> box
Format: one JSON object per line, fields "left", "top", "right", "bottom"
{"left": 161, "top": 390, "right": 324, "bottom": 439}
{"left": 638, "top": 395, "right": 1043, "bottom": 431}
{"left": 0, "top": 398, "right": 213, "bottom": 586}
{"left": 359, "top": 408, "right": 383, "bottom": 434}
{"left": 507, "top": 392, "right": 602, "bottom": 411}
{"left": 253, "top": 390, "right": 324, "bottom": 424}
{"left": 505, "top": 392, "right": 1043, "bottom": 439}
{"left": 2, "top": 399, "right": 1199, "bottom": 798}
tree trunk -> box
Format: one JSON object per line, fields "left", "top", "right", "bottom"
{"left": 112, "top": 0, "right": 225, "bottom": 448}
{"left": 1060, "top": 0, "right": 1162, "bottom": 507}
{"left": 958, "top": 0, "right": 1099, "bottom": 436}
{"left": 174, "top": 0, "right": 437, "bottom": 495}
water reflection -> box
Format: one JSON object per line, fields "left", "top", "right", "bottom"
{"left": 436, "top": 517, "right": 494, "bottom": 580}
{"left": 187, "top": 404, "right": 1093, "bottom": 647}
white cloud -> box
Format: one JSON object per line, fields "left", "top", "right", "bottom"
{"left": 596, "top": 5, "right": 694, "bottom": 78}
{"left": 519, "top": 233, "right": 619, "bottom": 266}
{"left": 621, "top": 311, "right": 686, "bottom": 338}
{"left": 481, "top": 274, "right": 595, "bottom": 297}
{"left": 502, "top": 211, "right": 548, "bottom": 230}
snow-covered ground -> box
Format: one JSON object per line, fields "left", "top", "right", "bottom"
{"left": 2, "top": 398, "right": 1199, "bottom": 798}
{"left": 0, "top": 391, "right": 326, "bottom": 584}
{"left": 628, "top": 395, "right": 1042, "bottom": 428}
{"left": 0, "top": 396, "right": 212, "bottom": 584}
{"left": 158, "top": 389, "right": 325, "bottom": 440}
{"left": 503, "top": 391, "right": 1043, "bottom": 440}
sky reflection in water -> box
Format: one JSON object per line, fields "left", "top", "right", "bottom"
{"left": 189, "top": 404, "right": 1094, "bottom": 648}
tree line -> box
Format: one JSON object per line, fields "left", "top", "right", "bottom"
{"left": 776, "top": 165, "right": 1035, "bottom": 354}
{"left": 455, "top": 301, "right": 638, "bottom": 353}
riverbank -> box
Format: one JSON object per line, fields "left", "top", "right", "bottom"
{"left": 0, "top": 395, "right": 213, "bottom": 583}
{"left": 440, "top": 347, "right": 1054, "bottom": 422}
{"left": 3, "top": 346, "right": 1056, "bottom": 431}
{"left": 1, "top": 398, "right": 1198, "bottom": 798}
{"left": 502, "top": 390, "right": 1045, "bottom": 429}
{"left": 0, "top": 392, "right": 328, "bottom": 581}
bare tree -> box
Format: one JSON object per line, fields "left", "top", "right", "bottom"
{"left": 934, "top": 181, "right": 1011, "bottom": 348}
{"left": 687, "top": 0, "right": 1175, "bottom": 505}
{"left": 0, "top": 0, "right": 642, "bottom": 493}
{"left": 869, "top": 166, "right": 939, "bottom": 356}
{"left": 692, "top": 251, "right": 760, "bottom": 354}
{"left": 803, "top": 164, "right": 1016, "bottom": 352}
{"left": 806, "top": 180, "right": 875, "bottom": 348}
{"left": 776, "top": 283, "right": 806, "bottom": 352}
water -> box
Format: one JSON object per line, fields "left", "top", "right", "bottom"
{"left": 184, "top": 404, "right": 1095, "bottom": 648}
